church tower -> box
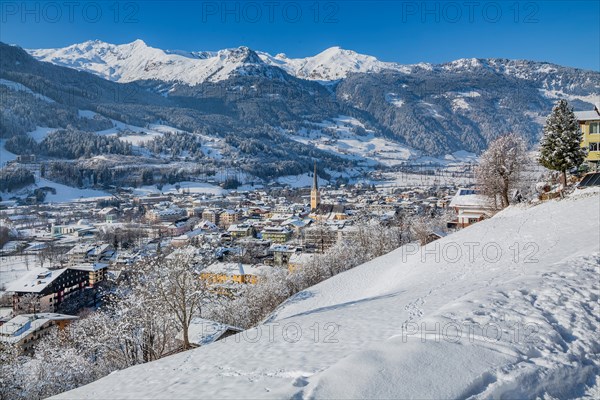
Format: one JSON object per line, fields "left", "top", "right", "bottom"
{"left": 310, "top": 161, "right": 320, "bottom": 210}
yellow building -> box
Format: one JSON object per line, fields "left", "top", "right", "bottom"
{"left": 575, "top": 103, "right": 600, "bottom": 168}
{"left": 199, "top": 263, "right": 268, "bottom": 285}
{"left": 260, "top": 226, "right": 292, "bottom": 243}
{"left": 219, "top": 210, "right": 240, "bottom": 228}
{"left": 69, "top": 263, "right": 109, "bottom": 287}
{"left": 227, "top": 224, "right": 254, "bottom": 239}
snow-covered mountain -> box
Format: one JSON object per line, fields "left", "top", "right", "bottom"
{"left": 29, "top": 40, "right": 414, "bottom": 84}
{"left": 258, "top": 46, "right": 411, "bottom": 81}
{"left": 30, "top": 40, "right": 600, "bottom": 90}
{"left": 29, "top": 40, "right": 287, "bottom": 85}
{"left": 52, "top": 188, "right": 600, "bottom": 399}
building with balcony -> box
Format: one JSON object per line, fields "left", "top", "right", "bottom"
{"left": 575, "top": 102, "right": 600, "bottom": 169}
{"left": 69, "top": 263, "right": 109, "bottom": 287}
{"left": 202, "top": 209, "right": 221, "bottom": 226}
{"left": 260, "top": 226, "right": 292, "bottom": 243}
{"left": 219, "top": 210, "right": 240, "bottom": 228}
{"left": 146, "top": 207, "right": 186, "bottom": 223}
{"left": 447, "top": 188, "right": 494, "bottom": 228}
{"left": 66, "top": 243, "right": 114, "bottom": 266}
{"left": 227, "top": 223, "right": 255, "bottom": 239}
{"left": 0, "top": 313, "right": 78, "bottom": 354}
{"left": 200, "top": 263, "right": 269, "bottom": 285}
{"left": 6, "top": 268, "right": 89, "bottom": 313}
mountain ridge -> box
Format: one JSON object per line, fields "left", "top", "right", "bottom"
{"left": 28, "top": 40, "right": 600, "bottom": 87}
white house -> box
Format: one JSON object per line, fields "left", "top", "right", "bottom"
{"left": 448, "top": 188, "right": 494, "bottom": 228}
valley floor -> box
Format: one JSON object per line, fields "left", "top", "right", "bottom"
{"left": 54, "top": 189, "right": 600, "bottom": 399}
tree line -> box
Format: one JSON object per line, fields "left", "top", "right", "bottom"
{"left": 6, "top": 130, "right": 132, "bottom": 159}
{"left": 0, "top": 166, "right": 35, "bottom": 192}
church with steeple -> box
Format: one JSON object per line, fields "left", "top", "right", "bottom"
{"left": 308, "top": 162, "right": 348, "bottom": 221}
{"left": 310, "top": 161, "right": 320, "bottom": 210}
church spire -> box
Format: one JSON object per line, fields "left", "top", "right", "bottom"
{"left": 311, "top": 160, "right": 321, "bottom": 210}
{"left": 313, "top": 161, "right": 318, "bottom": 190}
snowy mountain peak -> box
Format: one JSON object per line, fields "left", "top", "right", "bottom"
{"left": 289, "top": 46, "right": 407, "bottom": 80}
{"left": 318, "top": 45, "right": 350, "bottom": 55}
{"left": 443, "top": 57, "right": 486, "bottom": 70}
{"left": 28, "top": 40, "right": 412, "bottom": 84}
{"left": 130, "top": 38, "right": 147, "bottom": 47}
{"left": 218, "top": 46, "right": 263, "bottom": 64}
{"left": 29, "top": 40, "right": 273, "bottom": 85}
{"left": 257, "top": 45, "right": 411, "bottom": 81}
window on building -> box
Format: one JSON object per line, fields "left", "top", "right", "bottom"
{"left": 591, "top": 122, "right": 600, "bottom": 134}
{"left": 590, "top": 142, "right": 599, "bottom": 152}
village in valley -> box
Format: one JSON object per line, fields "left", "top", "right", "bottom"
{"left": 3, "top": 95, "right": 600, "bottom": 354}
{"left": 0, "top": 161, "right": 473, "bottom": 350}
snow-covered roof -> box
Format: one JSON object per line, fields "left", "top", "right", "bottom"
{"left": 98, "top": 207, "right": 118, "bottom": 215}
{"left": 227, "top": 224, "right": 252, "bottom": 232}
{"left": 67, "top": 243, "right": 111, "bottom": 256}
{"left": 261, "top": 226, "right": 292, "bottom": 233}
{"left": 449, "top": 188, "right": 492, "bottom": 208}
{"left": 289, "top": 253, "right": 316, "bottom": 265}
{"left": 202, "top": 262, "right": 271, "bottom": 277}
{"left": 457, "top": 211, "right": 488, "bottom": 218}
{"left": 196, "top": 220, "right": 218, "bottom": 230}
{"left": 282, "top": 218, "right": 310, "bottom": 228}
{"left": 574, "top": 110, "right": 600, "bottom": 121}
{"left": 151, "top": 208, "right": 184, "bottom": 216}
{"left": 0, "top": 313, "right": 78, "bottom": 344}
{"left": 5, "top": 268, "right": 67, "bottom": 293}
{"left": 240, "top": 264, "right": 271, "bottom": 276}
{"left": 69, "top": 263, "right": 109, "bottom": 272}
{"left": 270, "top": 244, "right": 296, "bottom": 253}
{"left": 203, "top": 262, "right": 249, "bottom": 276}
{"left": 177, "top": 317, "right": 242, "bottom": 346}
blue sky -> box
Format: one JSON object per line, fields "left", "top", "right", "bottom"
{"left": 1, "top": 1, "right": 599, "bottom": 70}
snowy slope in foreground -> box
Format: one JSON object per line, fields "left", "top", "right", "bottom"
{"left": 54, "top": 190, "right": 600, "bottom": 399}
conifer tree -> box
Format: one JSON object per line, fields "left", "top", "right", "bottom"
{"left": 538, "top": 99, "right": 587, "bottom": 185}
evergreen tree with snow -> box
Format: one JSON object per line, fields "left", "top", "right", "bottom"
{"left": 538, "top": 99, "right": 587, "bottom": 185}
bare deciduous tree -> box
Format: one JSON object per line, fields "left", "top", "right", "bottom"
{"left": 14, "top": 293, "right": 41, "bottom": 315}
{"left": 476, "top": 134, "right": 528, "bottom": 209}
{"left": 135, "top": 254, "right": 210, "bottom": 350}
